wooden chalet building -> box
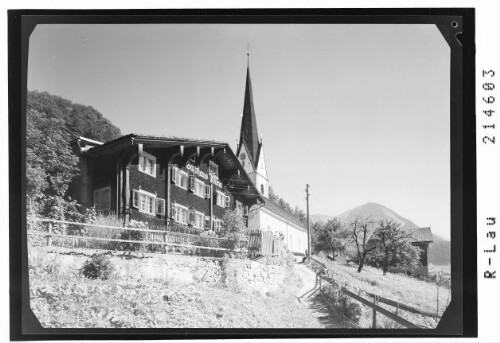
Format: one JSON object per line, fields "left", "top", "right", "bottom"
{"left": 70, "top": 61, "right": 309, "bottom": 255}
{"left": 72, "top": 135, "right": 264, "bottom": 232}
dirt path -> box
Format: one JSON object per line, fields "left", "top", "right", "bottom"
{"left": 293, "top": 264, "right": 344, "bottom": 329}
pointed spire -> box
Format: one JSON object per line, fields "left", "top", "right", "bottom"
{"left": 239, "top": 63, "right": 260, "bottom": 166}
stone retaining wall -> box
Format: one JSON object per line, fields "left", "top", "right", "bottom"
{"left": 31, "top": 247, "right": 289, "bottom": 293}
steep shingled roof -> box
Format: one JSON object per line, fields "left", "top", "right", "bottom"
{"left": 408, "top": 227, "right": 433, "bottom": 243}
{"left": 238, "top": 66, "right": 260, "bottom": 166}
{"left": 262, "top": 199, "right": 307, "bottom": 231}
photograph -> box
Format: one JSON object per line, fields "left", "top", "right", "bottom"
{"left": 10, "top": 11, "right": 474, "bottom": 338}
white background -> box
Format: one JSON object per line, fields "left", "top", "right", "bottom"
{"left": 1, "top": 1, "right": 498, "bottom": 342}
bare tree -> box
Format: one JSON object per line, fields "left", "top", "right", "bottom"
{"left": 347, "top": 217, "right": 377, "bottom": 273}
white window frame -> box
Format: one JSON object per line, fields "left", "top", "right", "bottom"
{"left": 194, "top": 211, "right": 204, "bottom": 229}
{"left": 173, "top": 203, "right": 189, "bottom": 225}
{"left": 204, "top": 184, "right": 211, "bottom": 198}
{"left": 138, "top": 151, "right": 157, "bottom": 177}
{"left": 193, "top": 178, "right": 205, "bottom": 198}
{"left": 156, "top": 198, "right": 165, "bottom": 215}
{"left": 132, "top": 189, "right": 157, "bottom": 215}
{"left": 173, "top": 166, "right": 189, "bottom": 190}
{"left": 209, "top": 161, "right": 219, "bottom": 178}
{"left": 93, "top": 186, "right": 111, "bottom": 210}
{"left": 216, "top": 190, "right": 226, "bottom": 207}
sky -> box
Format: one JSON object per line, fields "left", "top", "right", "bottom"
{"left": 28, "top": 24, "right": 451, "bottom": 239}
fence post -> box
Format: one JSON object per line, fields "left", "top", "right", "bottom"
{"left": 372, "top": 296, "right": 377, "bottom": 328}
{"left": 47, "top": 223, "right": 53, "bottom": 247}
{"left": 163, "top": 232, "right": 167, "bottom": 254}
{"left": 435, "top": 272, "right": 440, "bottom": 322}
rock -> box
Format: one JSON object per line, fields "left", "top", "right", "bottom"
{"left": 169, "top": 270, "right": 193, "bottom": 286}
{"left": 193, "top": 269, "right": 207, "bottom": 282}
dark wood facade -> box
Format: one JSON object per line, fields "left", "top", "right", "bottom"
{"left": 72, "top": 135, "right": 263, "bottom": 230}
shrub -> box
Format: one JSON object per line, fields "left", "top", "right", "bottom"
{"left": 81, "top": 255, "right": 115, "bottom": 280}
{"left": 28, "top": 250, "right": 63, "bottom": 275}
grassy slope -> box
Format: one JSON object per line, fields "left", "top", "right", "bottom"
{"left": 315, "top": 256, "right": 451, "bottom": 328}
{"left": 29, "top": 259, "right": 321, "bottom": 328}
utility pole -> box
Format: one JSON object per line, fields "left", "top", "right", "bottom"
{"left": 306, "top": 184, "right": 311, "bottom": 262}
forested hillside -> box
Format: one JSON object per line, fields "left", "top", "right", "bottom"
{"left": 27, "top": 91, "right": 121, "bottom": 143}
{"left": 26, "top": 90, "right": 121, "bottom": 220}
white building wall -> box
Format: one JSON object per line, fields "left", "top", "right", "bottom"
{"left": 259, "top": 208, "right": 308, "bottom": 254}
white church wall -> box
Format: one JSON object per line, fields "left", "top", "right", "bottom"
{"left": 255, "top": 173, "right": 269, "bottom": 198}
{"left": 259, "top": 208, "right": 307, "bottom": 254}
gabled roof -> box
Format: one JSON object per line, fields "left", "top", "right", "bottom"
{"left": 238, "top": 66, "right": 260, "bottom": 166}
{"left": 409, "top": 227, "right": 433, "bottom": 243}
{"left": 366, "top": 226, "right": 434, "bottom": 247}
{"left": 262, "top": 199, "right": 306, "bottom": 231}
{"left": 78, "top": 134, "right": 265, "bottom": 204}
{"left": 83, "top": 133, "right": 228, "bottom": 155}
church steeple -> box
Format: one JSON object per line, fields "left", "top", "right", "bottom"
{"left": 238, "top": 64, "right": 260, "bottom": 166}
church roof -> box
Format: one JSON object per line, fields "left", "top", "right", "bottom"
{"left": 262, "top": 199, "right": 307, "bottom": 231}
{"left": 238, "top": 66, "right": 260, "bottom": 166}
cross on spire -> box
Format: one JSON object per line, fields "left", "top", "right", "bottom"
{"left": 246, "top": 43, "right": 251, "bottom": 67}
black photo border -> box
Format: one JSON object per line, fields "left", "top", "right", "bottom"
{"left": 8, "top": 8, "right": 476, "bottom": 340}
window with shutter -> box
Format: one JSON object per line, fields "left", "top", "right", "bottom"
{"left": 194, "top": 212, "right": 204, "bottom": 229}
{"left": 156, "top": 198, "right": 165, "bottom": 215}
{"left": 204, "top": 184, "right": 211, "bottom": 198}
{"left": 189, "top": 210, "right": 196, "bottom": 225}
{"left": 225, "top": 195, "right": 230, "bottom": 208}
{"left": 209, "top": 161, "right": 219, "bottom": 178}
{"left": 138, "top": 151, "right": 156, "bottom": 177}
{"left": 171, "top": 165, "right": 177, "bottom": 183}
{"left": 94, "top": 191, "right": 102, "bottom": 209}
{"left": 173, "top": 203, "right": 189, "bottom": 224}
{"left": 132, "top": 189, "right": 139, "bottom": 208}
{"left": 176, "top": 169, "right": 188, "bottom": 189}
{"left": 216, "top": 190, "right": 225, "bottom": 207}
{"left": 189, "top": 175, "right": 195, "bottom": 191}
{"left": 94, "top": 186, "right": 111, "bottom": 210}
{"left": 193, "top": 179, "right": 204, "bottom": 198}
{"left": 132, "top": 189, "right": 156, "bottom": 215}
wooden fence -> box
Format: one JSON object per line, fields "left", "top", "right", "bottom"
{"left": 27, "top": 218, "right": 246, "bottom": 254}
{"left": 247, "top": 229, "right": 286, "bottom": 257}
{"left": 305, "top": 257, "right": 439, "bottom": 329}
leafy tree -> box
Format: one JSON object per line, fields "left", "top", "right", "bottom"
{"left": 347, "top": 217, "right": 377, "bottom": 273}
{"left": 220, "top": 209, "right": 248, "bottom": 252}
{"left": 370, "top": 220, "right": 422, "bottom": 275}
{"left": 27, "top": 91, "right": 121, "bottom": 143}
{"left": 277, "top": 198, "right": 287, "bottom": 209}
{"left": 315, "top": 218, "right": 348, "bottom": 261}
{"left": 268, "top": 186, "right": 279, "bottom": 203}
{"left": 293, "top": 206, "right": 306, "bottom": 224}
{"left": 26, "top": 108, "right": 81, "bottom": 222}
{"left": 26, "top": 91, "right": 121, "bottom": 224}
